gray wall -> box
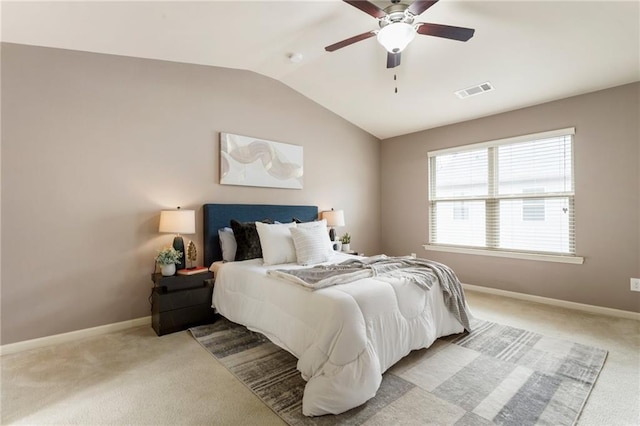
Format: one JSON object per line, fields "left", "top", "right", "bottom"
{"left": 0, "top": 43, "right": 381, "bottom": 345}
{"left": 381, "top": 82, "right": 640, "bottom": 313}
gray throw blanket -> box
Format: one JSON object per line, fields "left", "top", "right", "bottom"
{"left": 268, "top": 255, "right": 471, "bottom": 331}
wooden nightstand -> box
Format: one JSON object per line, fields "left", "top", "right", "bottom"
{"left": 151, "top": 271, "right": 216, "bottom": 336}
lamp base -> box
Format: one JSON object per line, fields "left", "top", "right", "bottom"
{"left": 329, "top": 228, "right": 336, "bottom": 242}
{"left": 173, "top": 236, "right": 186, "bottom": 271}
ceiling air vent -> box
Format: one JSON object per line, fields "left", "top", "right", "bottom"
{"left": 455, "top": 82, "right": 494, "bottom": 99}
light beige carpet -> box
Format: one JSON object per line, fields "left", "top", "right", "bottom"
{"left": 1, "top": 290, "right": 638, "bottom": 425}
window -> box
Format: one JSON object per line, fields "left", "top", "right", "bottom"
{"left": 427, "top": 128, "right": 576, "bottom": 258}
{"left": 522, "top": 188, "right": 545, "bottom": 221}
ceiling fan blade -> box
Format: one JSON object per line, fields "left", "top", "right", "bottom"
{"left": 416, "top": 23, "right": 475, "bottom": 41}
{"left": 387, "top": 52, "right": 401, "bottom": 69}
{"left": 325, "top": 31, "right": 376, "bottom": 52}
{"left": 408, "top": 0, "right": 439, "bottom": 16}
{"left": 343, "top": 1, "right": 387, "bottom": 19}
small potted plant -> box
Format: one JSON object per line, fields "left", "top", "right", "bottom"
{"left": 340, "top": 232, "right": 351, "bottom": 252}
{"left": 155, "top": 247, "right": 183, "bottom": 276}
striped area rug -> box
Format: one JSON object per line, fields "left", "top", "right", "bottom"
{"left": 190, "top": 318, "right": 607, "bottom": 426}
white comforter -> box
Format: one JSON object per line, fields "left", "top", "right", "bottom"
{"left": 212, "top": 252, "right": 466, "bottom": 416}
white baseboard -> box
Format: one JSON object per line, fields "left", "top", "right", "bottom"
{"left": 0, "top": 316, "right": 151, "bottom": 357}
{"left": 463, "top": 283, "right": 640, "bottom": 321}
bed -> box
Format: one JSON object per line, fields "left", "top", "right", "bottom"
{"left": 203, "top": 203, "right": 469, "bottom": 417}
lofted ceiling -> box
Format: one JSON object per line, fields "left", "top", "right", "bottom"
{"left": 2, "top": 0, "right": 639, "bottom": 139}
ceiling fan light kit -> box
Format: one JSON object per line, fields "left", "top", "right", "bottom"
{"left": 377, "top": 22, "right": 416, "bottom": 53}
{"left": 326, "top": 0, "right": 475, "bottom": 69}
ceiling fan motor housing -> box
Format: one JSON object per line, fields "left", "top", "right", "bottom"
{"left": 379, "top": 4, "right": 414, "bottom": 28}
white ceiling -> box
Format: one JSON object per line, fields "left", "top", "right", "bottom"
{"left": 2, "top": 0, "right": 639, "bottom": 139}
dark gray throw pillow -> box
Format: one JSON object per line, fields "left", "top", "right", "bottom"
{"left": 230, "top": 219, "right": 272, "bottom": 261}
{"left": 292, "top": 217, "right": 318, "bottom": 224}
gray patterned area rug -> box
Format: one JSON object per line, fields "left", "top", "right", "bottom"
{"left": 190, "top": 318, "right": 607, "bottom": 426}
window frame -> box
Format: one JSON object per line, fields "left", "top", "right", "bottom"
{"left": 424, "top": 128, "right": 584, "bottom": 264}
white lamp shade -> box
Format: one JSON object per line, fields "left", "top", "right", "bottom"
{"left": 377, "top": 23, "right": 416, "bottom": 53}
{"left": 323, "top": 209, "right": 345, "bottom": 227}
{"left": 159, "top": 209, "right": 195, "bottom": 234}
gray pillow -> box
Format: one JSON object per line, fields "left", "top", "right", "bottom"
{"left": 218, "top": 227, "right": 236, "bottom": 262}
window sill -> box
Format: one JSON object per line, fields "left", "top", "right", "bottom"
{"left": 422, "top": 244, "right": 584, "bottom": 264}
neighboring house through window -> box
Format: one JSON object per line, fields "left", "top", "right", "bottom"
{"left": 522, "top": 188, "right": 545, "bottom": 222}
{"left": 453, "top": 200, "right": 469, "bottom": 220}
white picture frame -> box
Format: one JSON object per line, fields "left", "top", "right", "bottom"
{"left": 220, "top": 132, "right": 303, "bottom": 189}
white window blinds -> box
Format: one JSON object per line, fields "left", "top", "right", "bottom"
{"left": 428, "top": 128, "right": 576, "bottom": 256}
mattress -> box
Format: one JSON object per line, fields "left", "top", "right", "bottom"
{"left": 212, "top": 252, "right": 466, "bottom": 416}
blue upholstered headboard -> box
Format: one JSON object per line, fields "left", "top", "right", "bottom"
{"left": 203, "top": 203, "right": 319, "bottom": 267}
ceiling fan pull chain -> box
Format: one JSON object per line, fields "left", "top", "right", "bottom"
{"left": 394, "top": 74, "right": 398, "bottom": 94}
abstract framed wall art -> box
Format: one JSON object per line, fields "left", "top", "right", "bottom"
{"left": 220, "top": 132, "right": 303, "bottom": 189}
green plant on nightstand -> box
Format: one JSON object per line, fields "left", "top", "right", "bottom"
{"left": 340, "top": 233, "right": 351, "bottom": 252}
{"left": 155, "top": 247, "right": 183, "bottom": 276}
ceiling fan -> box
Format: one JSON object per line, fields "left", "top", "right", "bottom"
{"left": 325, "top": 0, "right": 475, "bottom": 69}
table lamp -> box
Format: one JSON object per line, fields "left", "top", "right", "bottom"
{"left": 159, "top": 207, "right": 195, "bottom": 271}
{"left": 323, "top": 208, "right": 345, "bottom": 242}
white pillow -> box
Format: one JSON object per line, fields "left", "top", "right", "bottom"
{"left": 218, "top": 227, "right": 237, "bottom": 262}
{"left": 255, "top": 221, "right": 297, "bottom": 266}
{"left": 296, "top": 218, "right": 326, "bottom": 229}
{"left": 290, "top": 225, "right": 333, "bottom": 265}
{"left": 296, "top": 218, "right": 333, "bottom": 252}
